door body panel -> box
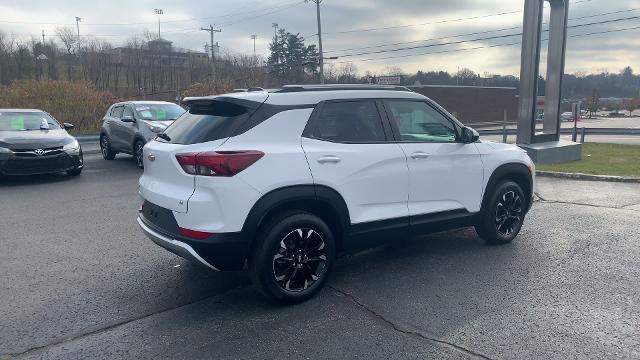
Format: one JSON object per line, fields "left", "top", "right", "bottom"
{"left": 399, "top": 142, "right": 484, "bottom": 215}
{"left": 302, "top": 138, "right": 409, "bottom": 225}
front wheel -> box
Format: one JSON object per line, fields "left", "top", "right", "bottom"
{"left": 249, "top": 212, "right": 335, "bottom": 304}
{"left": 100, "top": 135, "right": 117, "bottom": 160}
{"left": 475, "top": 181, "right": 526, "bottom": 245}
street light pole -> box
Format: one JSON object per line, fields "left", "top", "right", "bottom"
{"left": 154, "top": 9, "right": 163, "bottom": 38}
{"left": 250, "top": 34, "right": 257, "bottom": 58}
{"left": 75, "top": 17, "right": 81, "bottom": 54}
{"left": 305, "top": 0, "right": 324, "bottom": 84}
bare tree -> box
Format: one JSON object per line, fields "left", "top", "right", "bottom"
{"left": 56, "top": 26, "right": 78, "bottom": 80}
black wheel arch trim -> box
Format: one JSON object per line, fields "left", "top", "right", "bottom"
{"left": 242, "top": 184, "right": 351, "bottom": 251}
{"left": 482, "top": 163, "right": 533, "bottom": 212}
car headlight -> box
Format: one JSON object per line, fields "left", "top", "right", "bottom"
{"left": 146, "top": 124, "right": 165, "bottom": 133}
{"left": 0, "top": 146, "right": 12, "bottom": 154}
{"left": 63, "top": 139, "right": 80, "bottom": 152}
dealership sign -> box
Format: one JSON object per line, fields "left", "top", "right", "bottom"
{"left": 376, "top": 76, "right": 402, "bottom": 85}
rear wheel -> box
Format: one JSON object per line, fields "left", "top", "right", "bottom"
{"left": 249, "top": 211, "right": 335, "bottom": 304}
{"left": 134, "top": 140, "right": 145, "bottom": 169}
{"left": 100, "top": 135, "right": 117, "bottom": 160}
{"left": 475, "top": 181, "right": 526, "bottom": 245}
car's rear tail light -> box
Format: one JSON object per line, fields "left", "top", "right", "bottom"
{"left": 179, "top": 227, "right": 215, "bottom": 240}
{"left": 175, "top": 151, "right": 264, "bottom": 177}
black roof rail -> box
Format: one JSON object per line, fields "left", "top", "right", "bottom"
{"left": 274, "top": 84, "right": 412, "bottom": 93}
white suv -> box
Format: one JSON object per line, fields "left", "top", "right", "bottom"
{"left": 137, "top": 85, "right": 535, "bottom": 303}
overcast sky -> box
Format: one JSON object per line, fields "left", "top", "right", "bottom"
{"left": 1, "top": 0, "right": 639, "bottom": 76}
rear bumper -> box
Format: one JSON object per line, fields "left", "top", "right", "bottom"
{"left": 137, "top": 209, "right": 251, "bottom": 271}
{"left": 137, "top": 217, "right": 220, "bottom": 271}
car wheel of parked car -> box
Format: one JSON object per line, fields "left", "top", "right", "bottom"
{"left": 475, "top": 181, "right": 526, "bottom": 245}
{"left": 100, "top": 135, "right": 117, "bottom": 160}
{"left": 249, "top": 211, "right": 335, "bottom": 304}
{"left": 134, "top": 140, "right": 145, "bottom": 169}
{"left": 67, "top": 167, "right": 82, "bottom": 176}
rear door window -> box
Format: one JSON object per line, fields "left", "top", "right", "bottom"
{"left": 162, "top": 100, "right": 251, "bottom": 144}
{"left": 111, "top": 106, "right": 124, "bottom": 118}
{"left": 307, "top": 101, "right": 387, "bottom": 143}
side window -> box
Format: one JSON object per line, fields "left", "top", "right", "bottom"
{"left": 310, "top": 101, "right": 386, "bottom": 143}
{"left": 123, "top": 106, "right": 134, "bottom": 119}
{"left": 111, "top": 106, "right": 124, "bottom": 119}
{"left": 386, "top": 101, "right": 457, "bottom": 143}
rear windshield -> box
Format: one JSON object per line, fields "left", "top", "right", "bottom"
{"left": 134, "top": 103, "right": 185, "bottom": 121}
{"left": 162, "top": 101, "right": 251, "bottom": 144}
{"left": 0, "top": 111, "right": 61, "bottom": 131}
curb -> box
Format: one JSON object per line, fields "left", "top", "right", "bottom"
{"left": 536, "top": 170, "right": 640, "bottom": 183}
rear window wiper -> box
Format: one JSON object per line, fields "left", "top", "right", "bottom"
{"left": 156, "top": 133, "right": 171, "bottom": 141}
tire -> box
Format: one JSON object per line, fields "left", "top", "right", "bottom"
{"left": 100, "top": 135, "right": 117, "bottom": 160}
{"left": 249, "top": 211, "right": 336, "bottom": 304}
{"left": 475, "top": 180, "right": 526, "bottom": 245}
{"left": 67, "top": 167, "right": 82, "bottom": 176}
{"left": 134, "top": 140, "right": 145, "bottom": 169}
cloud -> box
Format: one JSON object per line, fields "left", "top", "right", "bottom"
{"left": 0, "top": 0, "right": 638, "bottom": 76}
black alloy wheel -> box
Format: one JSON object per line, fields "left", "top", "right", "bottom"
{"left": 475, "top": 181, "right": 526, "bottom": 245}
{"left": 250, "top": 211, "right": 335, "bottom": 304}
{"left": 272, "top": 228, "right": 328, "bottom": 292}
{"left": 495, "top": 190, "right": 524, "bottom": 237}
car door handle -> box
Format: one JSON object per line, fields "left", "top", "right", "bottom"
{"left": 317, "top": 155, "right": 341, "bottom": 164}
{"left": 410, "top": 152, "right": 430, "bottom": 159}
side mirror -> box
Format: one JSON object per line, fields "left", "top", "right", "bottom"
{"left": 461, "top": 126, "right": 480, "bottom": 143}
{"left": 121, "top": 116, "right": 135, "bottom": 123}
{"left": 63, "top": 123, "right": 74, "bottom": 130}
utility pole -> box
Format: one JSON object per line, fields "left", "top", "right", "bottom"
{"left": 41, "top": 30, "right": 45, "bottom": 45}
{"left": 201, "top": 25, "right": 221, "bottom": 86}
{"left": 154, "top": 9, "right": 163, "bottom": 38}
{"left": 305, "top": 0, "right": 324, "bottom": 84}
{"left": 250, "top": 35, "right": 257, "bottom": 58}
{"left": 272, "top": 23, "right": 278, "bottom": 39}
{"left": 75, "top": 17, "right": 81, "bottom": 55}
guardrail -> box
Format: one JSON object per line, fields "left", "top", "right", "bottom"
{"left": 478, "top": 128, "right": 640, "bottom": 136}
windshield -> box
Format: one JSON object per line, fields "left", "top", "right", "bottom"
{"left": 134, "top": 103, "right": 185, "bottom": 121}
{"left": 0, "top": 111, "right": 61, "bottom": 131}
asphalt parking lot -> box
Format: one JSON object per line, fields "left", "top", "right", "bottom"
{"left": 1, "top": 153, "right": 639, "bottom": 359}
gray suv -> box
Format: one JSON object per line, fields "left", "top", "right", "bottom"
{"left": 99, "top": 101, "right": 185, "bottom": 167}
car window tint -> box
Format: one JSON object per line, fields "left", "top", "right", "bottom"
{"left": 0, "top": 112, "right": 61, "bottom": 131}
{"left": 163, "top": 100, "right": 250, "bottom": 145}
{"left": 111, "top": 106, "right": 124, "bottom": 118}
{"left": 123, "top": 106, "right": 134, "bottom": 118}
{"left": 386, "top": 101, "right": 457, "bottom": 143}
{"left": 311, "top": 101, "right": 386, "bottom": 142}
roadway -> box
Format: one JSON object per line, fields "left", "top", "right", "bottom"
{"left": 1, "top": 153, "right": 639, "bottom": 359}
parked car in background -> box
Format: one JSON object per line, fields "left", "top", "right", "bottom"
{"left": 99, "top": 101, "right": 185, "bottom": 168}
{"left": 137, "top": 85, "right": 535, "bottom": 303}
{"left": 0, "top": 109, "right": 83, "bottom": 177}
{"left": 560, "top": 112, "right": 575, "bottom": 121}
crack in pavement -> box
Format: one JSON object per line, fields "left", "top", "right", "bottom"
{"left": 329, "top": 285, "right": 495, "bottom": 360}
{"left": 5, "top": 284, "right": 246, "bottom": 359}
{"left": 537, "top": 199, "right": 639, "bottom": 211}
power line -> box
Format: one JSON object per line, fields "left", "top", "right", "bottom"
{"left": 334, "top": 15, "right": 640, "bottom": 59}
{"left": 314, "top": 0, "right": 595, "bottom": 36}
{"left": 335, "top": 24, "right": 640, "bottom": 64}
{"left": 325, "top": 7, "right": 639, "bottom": 54}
